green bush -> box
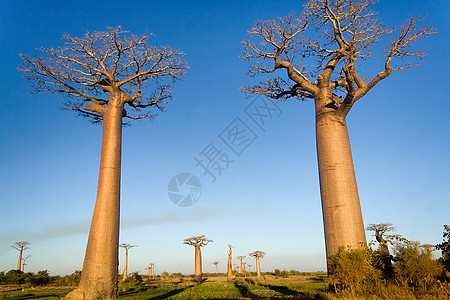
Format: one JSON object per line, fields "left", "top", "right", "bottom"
{"left": 327, "top": 246, "right": 381, "bottom": 295}
{"left": 393, "top": 241, "right": 441, "bottom": 289}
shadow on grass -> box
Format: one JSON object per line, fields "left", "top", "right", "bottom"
{"left": 2, "top": 293, "right": 67, "bottom": 299}
{"left": 147, "top": 285, "right": 194, "bottom": 300}
{"left": 233, "top": 282, "right": 260, "bottom": 299}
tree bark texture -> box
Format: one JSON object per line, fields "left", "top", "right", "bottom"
{"left": 315, "top": 88, "right": 366, "bottom": 258}
{"left": 64, "top": 103, "right": 123, "bottom": 300}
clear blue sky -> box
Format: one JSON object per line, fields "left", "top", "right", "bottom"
{"left": 0, "top": 0, "right": 449, "bottom": 276}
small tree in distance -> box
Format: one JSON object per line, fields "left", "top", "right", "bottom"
{"left": 241, "top": 0, "right": 435, "bottom": 262}
{"left": 227, "top": 245, "right": 233, "bottom": 281}
{"left": 19, "top": 27, "right": 187, "bottom": 300}
{"left": 22, "top": 255, "right": 31, "bottom": 272}
{"left": 119, "top": 243, "right": 137, "bottom": 282}
{"left": 212, "top": 261, "right": 219, "bottom": 274}
{"left": 249, "top": 251, "right": 266, "bottom": 277}
{"left": 184, "top": 235, "right": 212, "bottom": 282}
{"left": 11, "top": 242, "right": 30, "bottom": 271}
{"left": 236, "top": 256, "right": 246, "bottom": 274}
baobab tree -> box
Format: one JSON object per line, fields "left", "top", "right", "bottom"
{"left": 148, "top": 263, "right": 155, "bottom": 278}
{"left": 236, "top": 256, "right": 246, "bottom": 274}
{"left": 366, "top": 222, "right": 404, "bottom": 278}
{"left": 249, "top": 251, "right": 266, "bottom": 277}
{"left": 247, "top": 264, "right": 252, "bottom": 274}
{"left": 242, "top": 0, "right": 435, "bottom": 260}
{"left": 120, "top": 243, "right": 137, "bottom": 282}
{"left": 183, "top": 235, "right": 212, "bottom": 282}
{"left": 11, "top": 241, "right": 30, "bottom": 271}
{"left": 227, "top": 244, "right": 233, "bottom": 281}
{"left": 19, "top": 27, "right": 187, "bottom": 300}
{"left": 22, "top": 255, "right": 31, "bottom": 272}
{"left": 212, "top": 261, "right": 219, "bottom": 274}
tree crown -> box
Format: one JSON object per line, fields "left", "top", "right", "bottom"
{"left": 19, "top": 27, "right": 188, "bottom": 124}
{"left": 183, "top": 235, "right": 212, "bottom": 247}
{"left": 241, "top": 0, "right": 435, "bottom": 117}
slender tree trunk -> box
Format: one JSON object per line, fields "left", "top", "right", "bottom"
{"left": 122, "top": 250, "right": 128, "bottom": 282}
{"left": 256, "top": 257, "right": 261, "bottom": 277}
{"left": 194, "top": 246, "right": 202, "bottom": 282}
{"left": 64, "top": 103, "right": 123, "bottom": 300}
{"left": 16, "top": 248, "right": 23, "bottom": 271}
{"left": 227, "top": 253, "right": 232, "bottom": 281}
{"left": 314, "top": 88, "right": 366, "bottom": 260}
{"left": 215, "top": 264, "right": 218, "bottom": 274}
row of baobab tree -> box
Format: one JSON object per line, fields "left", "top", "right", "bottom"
{"left": 118, "top": 236, "right": 266, "bottom": 283}
{"left": 17, "top": 0, "right": 434, "bottom": 298}
{"left": 183, "top": 235, "right": 266, "bottom": 282}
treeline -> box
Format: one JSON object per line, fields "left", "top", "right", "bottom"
{"left": 327, "top": 225, "right": 450, "bottom": 298}
{"left": 0, "top": 270, "right": 80, "bottom": 287}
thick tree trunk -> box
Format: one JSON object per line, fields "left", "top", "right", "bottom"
{"left": 256, "top": 257, "right": 261, "bottom": 277}
{"left": 314, "top": 89, "right": 366, "bottom": 260}
{"left": 122, "top": 250, "right": 128, "bottom": 282}
{"left": 215, "top": 265, "right": 218, "bottom": 274}
{"left": 194, "top": 246, "right": 202, "bottom": 282}
{"left": 64, "top": 103, "right": 123, "bottom": 300}
{"left": 17, "top": 249, "right": 23, "bottom": 271}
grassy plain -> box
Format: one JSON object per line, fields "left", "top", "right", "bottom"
{"left": 0, "top": 273, "right": 328, "bottom": 299}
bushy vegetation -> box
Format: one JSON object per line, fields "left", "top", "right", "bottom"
{"left": 0, "top": 270, "right": 80, "bottom": 287}
{"left": 327, "top": 226, "right": 450, "bottom": 298}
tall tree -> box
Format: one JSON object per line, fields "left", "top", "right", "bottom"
{"left": 19, "top": 27, "right": 187, "bottom": 300}
{"left": 11, "top": 241, "right": 30, "bottom": 271}
{"left": 247, "top": 264, "right": 252, "bottom": 274}
{"left": 149, "top": 263, "right": 155, "bottom": 278}
{"left": 227, "top": 244, "right": 233, "bottom": 281}
{"left": 249, "top": 251, "right": 266, "bottom": 277}
{"left": 212, "top": 261, "right": 219, "bottom": 274}
{"left": 119, "top": 243, "right": 137, "bottom": 282}
{"left": 236, "top": 256, "right": 246, "bottom": 274}
{"left": 241, "top": 0, "right": 435, "bottom": 260}
{"left": 183, "top": 235, "right": 212, "bottom": 282}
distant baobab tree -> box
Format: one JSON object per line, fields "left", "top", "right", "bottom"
{"left": 249, "top": 251, "right": 266, "bottom": 277}
{"left": 212, "top": 261, "right": 219, "bottom": 274}
{"left": 247, "top": 264, "right": 252, "bottom": 274}
{"left": 227, "top": 245, "right": 233, "bottom": 281}
{"left": 242, "top": 262, "right": 247, "bottom": 276}
{"left": 11, "top": 241, "right": 30, "bottom": 271}
{"left": 183, "top": 235, "right": 212, "bottom": 282}
{"left": 120, "top": 243, "right": 137, "bottom": 282}
{"left": 242, "top": 0, "right": 435, "bottom": 261}
{"left": 19, "top": 27, "right": 187, "bottom": 300}
{"left": 147, "top": 263, "right": 155, "bottom": 278}
{"left": 366, "top": 222, "right": 403, "bottom": 278}
{"left": 236, "top": 256, "right": 246, "bottom": 274}
{"left": 22, "top": 255, "right": 31, "bottom": 272}
{"left": 233, "top": 264, "right": 240, "bottom": 273}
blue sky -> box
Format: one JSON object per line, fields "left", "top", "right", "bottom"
{"left": 0, "top": 0, "right": 449, "bottom": 276}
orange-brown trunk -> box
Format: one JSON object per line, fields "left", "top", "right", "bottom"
{"left": 65, "top": 103, "right": 123, "bottom": 299}
{"left": 314, "top": 88, "right": 366, "bottom": 259}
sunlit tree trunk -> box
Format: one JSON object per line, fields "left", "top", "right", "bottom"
{"left": 195, "top": 246, "right": 202, "bottom": 282}
{"left": 16, "top": 250, "right": 23, "bottom": 271}
{"left": 315, "top": 88, "right": 366, "bottom": 258}
{"left": 227, "top": 247, "right": 233, "bottom": 281}
{"left": 122, "top": 249, "right": 128, "bottom": 282}
{"left": 255, "top": 256, "right": 261, "bottom": 277}
{"left": 66, "top": 103, "right": 123, "bottom": 299}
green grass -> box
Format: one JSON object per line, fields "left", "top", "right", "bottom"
{"left": 0, "top": 276, "right": 328, "bottom": 299}
{"left": 0, "top": 287, "right": 73, "bottom": 299}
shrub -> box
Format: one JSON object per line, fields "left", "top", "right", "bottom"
{"left": 393, "top": 241, "right": 441, "bottom": 290}
{"left": 327, "top": 246, "right": 381, "bottom": 295}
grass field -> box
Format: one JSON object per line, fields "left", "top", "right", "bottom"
{"left": 0, "top": 274, "right": 329, "bottom": 299}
